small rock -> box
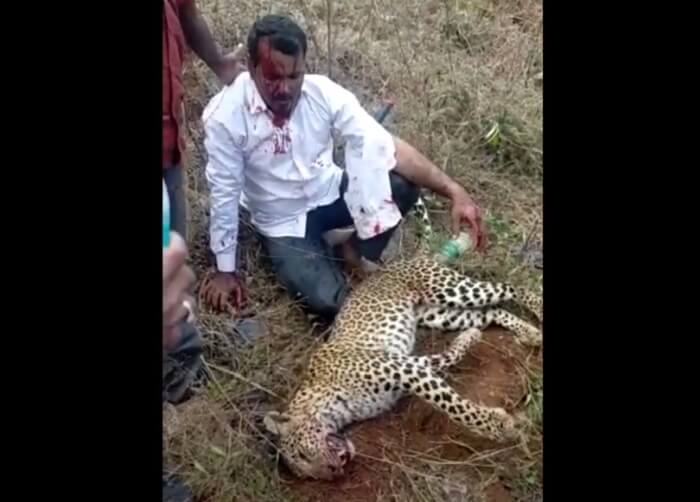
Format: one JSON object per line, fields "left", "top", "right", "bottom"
{"left": 232, "top": 318, "right": 269, "bottom": 344}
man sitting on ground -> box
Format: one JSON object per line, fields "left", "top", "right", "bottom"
{"left": 200, "top": 15, "right": 486, "bottom": 322}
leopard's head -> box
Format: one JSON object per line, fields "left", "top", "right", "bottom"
{"left": 264, "top": 411, "right": 355, "bottom": 480}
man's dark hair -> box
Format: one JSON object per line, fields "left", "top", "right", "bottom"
{"left": 247, "top": 15, "right": 308, "bottom": 67}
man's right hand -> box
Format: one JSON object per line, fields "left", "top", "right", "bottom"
{"left": 200, "top": 271, "right": 247, "bottom": 315}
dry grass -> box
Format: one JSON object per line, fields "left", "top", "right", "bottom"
{"left": 165, "top": 0, "right": 542, "bottom": 500}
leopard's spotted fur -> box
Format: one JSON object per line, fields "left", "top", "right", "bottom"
{"left": 264, "top": 255, "right": 542, "bottom": 480}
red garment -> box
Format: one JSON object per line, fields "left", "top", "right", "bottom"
{"left": 162, "top": 0, "right": 193, "bottom": 167}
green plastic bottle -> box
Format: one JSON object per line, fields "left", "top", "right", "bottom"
{"left": 435, "top": 232, "right": 472, "bottom": 264}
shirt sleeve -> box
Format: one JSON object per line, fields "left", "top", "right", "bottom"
{"left": 322, "top": 78, "right": 402, "bottom": 240}
{"left": 204, "top": 117, "right": 244, "bottom": 273}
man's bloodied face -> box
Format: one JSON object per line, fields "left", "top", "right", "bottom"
{"left": 251, "top": 37, "right": 305, "bottom": 120}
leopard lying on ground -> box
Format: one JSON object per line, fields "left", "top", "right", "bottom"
{"left": 263, "top": 255, "right": 542, "bottom": 480}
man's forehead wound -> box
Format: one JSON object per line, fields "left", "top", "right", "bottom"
{"left": 259, "top": 37, "right": 272, "bottom": 60}
{"left": 258, "top": 39, "right": 285, "bottom": 77}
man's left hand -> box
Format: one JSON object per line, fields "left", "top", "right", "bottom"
{"left": 449, "top": 188, "right": 487, "bottom": 252}
{"left": 214, "top": 44, "right": 247, "bottom": 86}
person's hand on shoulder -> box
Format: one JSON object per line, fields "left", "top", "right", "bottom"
{"left": 213, "top": 44, "right": 247, "bottom": 86}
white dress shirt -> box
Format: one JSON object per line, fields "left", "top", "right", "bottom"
{"left": 203, "top": 72, "right": 401, "bottom": 273}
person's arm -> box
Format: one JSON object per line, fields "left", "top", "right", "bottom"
{"left": 204, "top": 117, "right": 244, "bottom": 273}
{"left": 392, "top": 138, "right": 459, "bottom": 200}
{"left": 201, "top": 113, "right": 248, "bottom": 313}
{"left": 324, "top": 78, "right": 486, "bottom": 249}
{"left": 322, "top": 79, "right": 403, "bottom": 238}
{"left": 392, "top": 138, "right": 486, "bottom": 249}
{"left": 323, "top": 78, "right": 459, "bottom": 198}
{"left": 178, "top": 1, "right": 245, "bottom": 84}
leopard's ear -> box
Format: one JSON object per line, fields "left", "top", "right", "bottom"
{"left": 263, "top": 411, "right": 293, "bottom": 436}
